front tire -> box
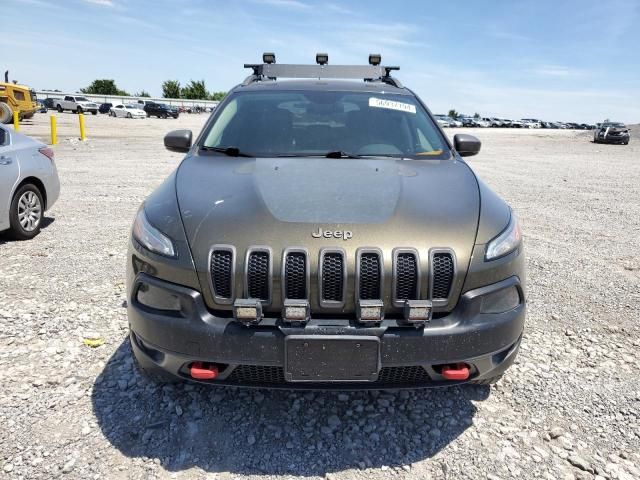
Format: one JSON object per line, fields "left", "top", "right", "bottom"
{"left": 8, "top": 184, "right": 44, "bottom": 240}
{"left": 76, "top": 107, "right": 83, "bottom": 114}
{"left": 91, "top": 110, "right": 97, "bottom": 115}
{"left": 127, "top": 112, "right": 132, "bottom": 118}
{"left": 57, "top": 105, "right": 63, "bottom": 113}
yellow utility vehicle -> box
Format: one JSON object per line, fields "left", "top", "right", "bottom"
{"left": 0, "top": 82, "right": 38, "bottom": 124}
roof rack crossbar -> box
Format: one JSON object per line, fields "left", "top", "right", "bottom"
{"left": 242, "top": 63, "right": 401, "bottom": 86}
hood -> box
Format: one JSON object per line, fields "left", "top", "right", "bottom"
{"left": 176, "top": 154, "right": 480, "bottom": 311}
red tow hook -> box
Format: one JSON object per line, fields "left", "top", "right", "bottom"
{"left": 441, "top": 363, "right": 470, "bottom": 381}
{"left": 189, "top": 362, "right": 219, "bottom": 380}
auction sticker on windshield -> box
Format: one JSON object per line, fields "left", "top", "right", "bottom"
{"left": 369, "top": 97, "right": 416, "bottom": 114}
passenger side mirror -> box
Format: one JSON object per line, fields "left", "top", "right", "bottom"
{"left": 453, "top": 134, "right": 481, "bottom": 157}
{"left": 164, "top": 130, "right": 192, "bottom": 153}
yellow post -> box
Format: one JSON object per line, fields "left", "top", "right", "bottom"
{"left": 78, "top": 113, "right": 86, "bottom": 141}
{"left": 13, "top": 111, "right": 19, "bottom": 131}
{"left": 50, "top": 115, "right": 57, "bottom": 145}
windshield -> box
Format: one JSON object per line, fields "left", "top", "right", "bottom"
{"left": 603, "top": 122, "right": 625, "bottom": 128}
{"left": 125, "top": 105, "right": 137, "bottom": 109}
{"left": 201, "top": 90, "right": 448, "bottom": 158}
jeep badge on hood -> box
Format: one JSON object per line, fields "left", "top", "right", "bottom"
{"left": 311, "top": 227, "right": 353, "bottom": 240}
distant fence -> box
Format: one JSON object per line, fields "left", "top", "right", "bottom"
{"left": 34, "top": 91, "right": 220, "bottom": 108}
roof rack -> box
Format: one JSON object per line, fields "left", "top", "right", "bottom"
{"left": 242, "top": 53, "right": 402, "bottom": 88}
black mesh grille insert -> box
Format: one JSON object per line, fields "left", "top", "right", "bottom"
{"left": 226, "top": 365, "right": 431, "bottom": 385}
{"left": 247, "top": 251, "right": 270, "bottom": 300}
{"left": 321, "top": 252, "right": 344, "bottom": 302}
{"left": 359, "top": 252, "right": 382, "bottom": 300}
{"left": 432, "top": 252, "right": 454, "bottom": 299}
{"left": 284, "top": 252, "right": 306, "bottom": 299}
{"left": 395, "top": 253, "right": 418, "bottom": 300}
{"left": 210, "top": 250, "right": 233, "bottom": 299}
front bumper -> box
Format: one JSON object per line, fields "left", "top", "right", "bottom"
{"left": 128, "top": 273, "right": 525, "bottom": 389}
{"left": 597, "top": 133, "right": 630, "bottom": 143}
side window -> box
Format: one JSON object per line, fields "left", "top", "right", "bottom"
{"left": 14, "top": 90, "right": 25, "bottom": 101}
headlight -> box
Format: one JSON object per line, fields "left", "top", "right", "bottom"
{"left": 132, "top": 206, "right": 176, "bottom": 257}
{"left": 485, "top": 213, "right": 522, "bottom": 261}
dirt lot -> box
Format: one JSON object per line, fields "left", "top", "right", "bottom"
{"left": 1, "top": 112, "right": 638, "bottom": 480}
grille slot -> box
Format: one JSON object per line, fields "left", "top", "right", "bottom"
{"left": 246, "top": 250, "right": 270, "bottom": 301}
{"left": 226, "top": 365, "right": 431, "bottom": 385}
{"left": 321, "top": 252, "right": 345, "bottom": 303}
{"left": 431, "top": 252, "right": 454, "bottom": 299}
{"left": 395, "top": 252, "right": 418, "bottom": 301}
{"left": 210, "top": 249, "right": 233, "bottom": 300}
{"left": 358, "top": 252, "right": 382, "bottom": 300}
{"left": 284, "top": 252, "right": 307, "bottom": 299}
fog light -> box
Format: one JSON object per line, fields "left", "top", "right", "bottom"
{"left": 316, "top": 53, "right": 329, "bottom": 65}
{"left": 357, "top": 300, "right": 384, "bottom": 322}
{"left": 233, "top": 299, "right": 263, "bottom": 325}
{"left": 403, "top": 300, "right": 432, "bottom": 323}
{"left": 480, "top": 286, "right": 520, "bottom": 314}
{"left": 263, "top": 52, "right": 276, "bottom": 64}
{"left": 282, "top": 300, "right": 310, "bottom": 323}
{"left": 136, "top": 282, "right": 181, "bottom": 313}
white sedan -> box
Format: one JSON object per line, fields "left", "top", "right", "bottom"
{"left": 0, "top": 124, "right": 60, "bottom": 239}
{"left": 109, "top": 104, "right": 146, "bottom": 119}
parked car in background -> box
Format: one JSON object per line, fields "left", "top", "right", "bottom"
{"left": 36, "top": 101, "right": 47, "bottom": 113}
{"left": 459, "top": 116, "right": 478, "bottom": 127}
{"left": 434, "top": 114, "right": 452, "bottom": 127}
{"left": 0, "top": 124, "right": 60, "bottom": 239}
{"left": 110, "top": 104, "right": 146, "bottom": 118}
{"left": 99, "top": 103, "right": 113, "bottom": 114}
{"left": 510, "top": 119, "right": 524, "bottom": 128}
{"left": 43, "top": 98, "right": 58, "bottom": 110}
{"left": 593, "top": 122, "right": 630, "bottom": 145}
{"left": 521, "top": 119, "right": 541, "bottom": 128}
{"left": 488, "top": 118, "right": 503, "bottom": 127}
{"left": 55, "top": 96, "right": 99, "bottom": 114}
{"left": 449, "top": 118, "right": 463, "bottom": 127}
{"left": 144, "top": 102, "right": 179, "bottom": 118}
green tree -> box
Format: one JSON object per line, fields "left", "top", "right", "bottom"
{"left": 81, "top": 79, "right": 129, "bottom": 96}
{"left": 134, "top": 90, "right": 151, "bottom": 97}
{"left": 209, "top": 91, "right": 227, "bottom": 101}
{"left": 448, "top": 109, "right": 459, "bottom": 119}
{"left": 181, "top": 79, "right": 208, "bottom": 99}
{"left": 473, "top": 112, "right": 480, "bottom": 119}
{"left": 162, "top": 80, "right": 181, "bottom": 99}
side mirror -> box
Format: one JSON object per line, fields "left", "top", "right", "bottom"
{"left": 164, "top": 130, "right": 192, "bottom": 152}
{"left": 453, "top": 134, "right": 481, "bottom": 157}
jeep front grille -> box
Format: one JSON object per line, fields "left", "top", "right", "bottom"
{"left": 357, "top": 251, "right": 382, "bottom": 300}
{"left": 320, "top": 251, "right": 345, "bottom": 303}
{"left": 431, "top": 252, "right": 454, "bottom": 300}
{"left": 284, "top": 251, "right": 307, "bottom": 299}
{"left": 246, "top": 250, "right": 270, "bottom": 301}
{"left": 210, "top": 248, "right": 234, "bottom": 301}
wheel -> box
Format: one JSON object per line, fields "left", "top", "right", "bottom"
{"left": 623, "top": 142, "right": 628, "bottom": 145}
{"left": 0, "top": 103, "right": 12, "bottom": 124}
{"left": 471, "top": 374, "right": 503, "bottom": 385}
{"left": 76, "top": 107, "right": 83, "bottom": 114}
{"left": 7, "top": 184, "right": 44, "bottom": 240}
{"left": 127, "top": 112, "right": 132, "bottom": 118}
{"left": 91, "top": 110, "right": 97, "bottom": 115}
{"left": 57, "top": 105, "right": 63, "bottom": 113}
{"left": 146, "top": 112, "right": 150, "bottom": 118}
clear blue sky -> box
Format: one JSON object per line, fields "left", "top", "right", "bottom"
{"left": 3, "top": 0, "right": 639, "bottom": 122}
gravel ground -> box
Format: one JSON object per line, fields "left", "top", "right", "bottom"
{"left": 1, "top": 113, "right": 639, "bottom": 480}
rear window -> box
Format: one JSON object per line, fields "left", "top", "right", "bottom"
{"left": 201, "top": 90, "right": 448, "bottom": 159}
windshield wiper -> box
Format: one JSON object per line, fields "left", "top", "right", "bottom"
{"left": 324, "top": 150, "right": 361, "bottom": 159}
{"left": 200, "top": 146, "right": 253, "bottom": 157}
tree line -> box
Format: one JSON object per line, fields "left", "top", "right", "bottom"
{"left": 80, "top": 79, "right": 225, "bottom": 101}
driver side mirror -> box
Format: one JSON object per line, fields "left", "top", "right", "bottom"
{"left": 453, "top": 134, "right": 481, "bottom": 157}
{"left": 164, "top": 130, "right": 192, "bottom": 152}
